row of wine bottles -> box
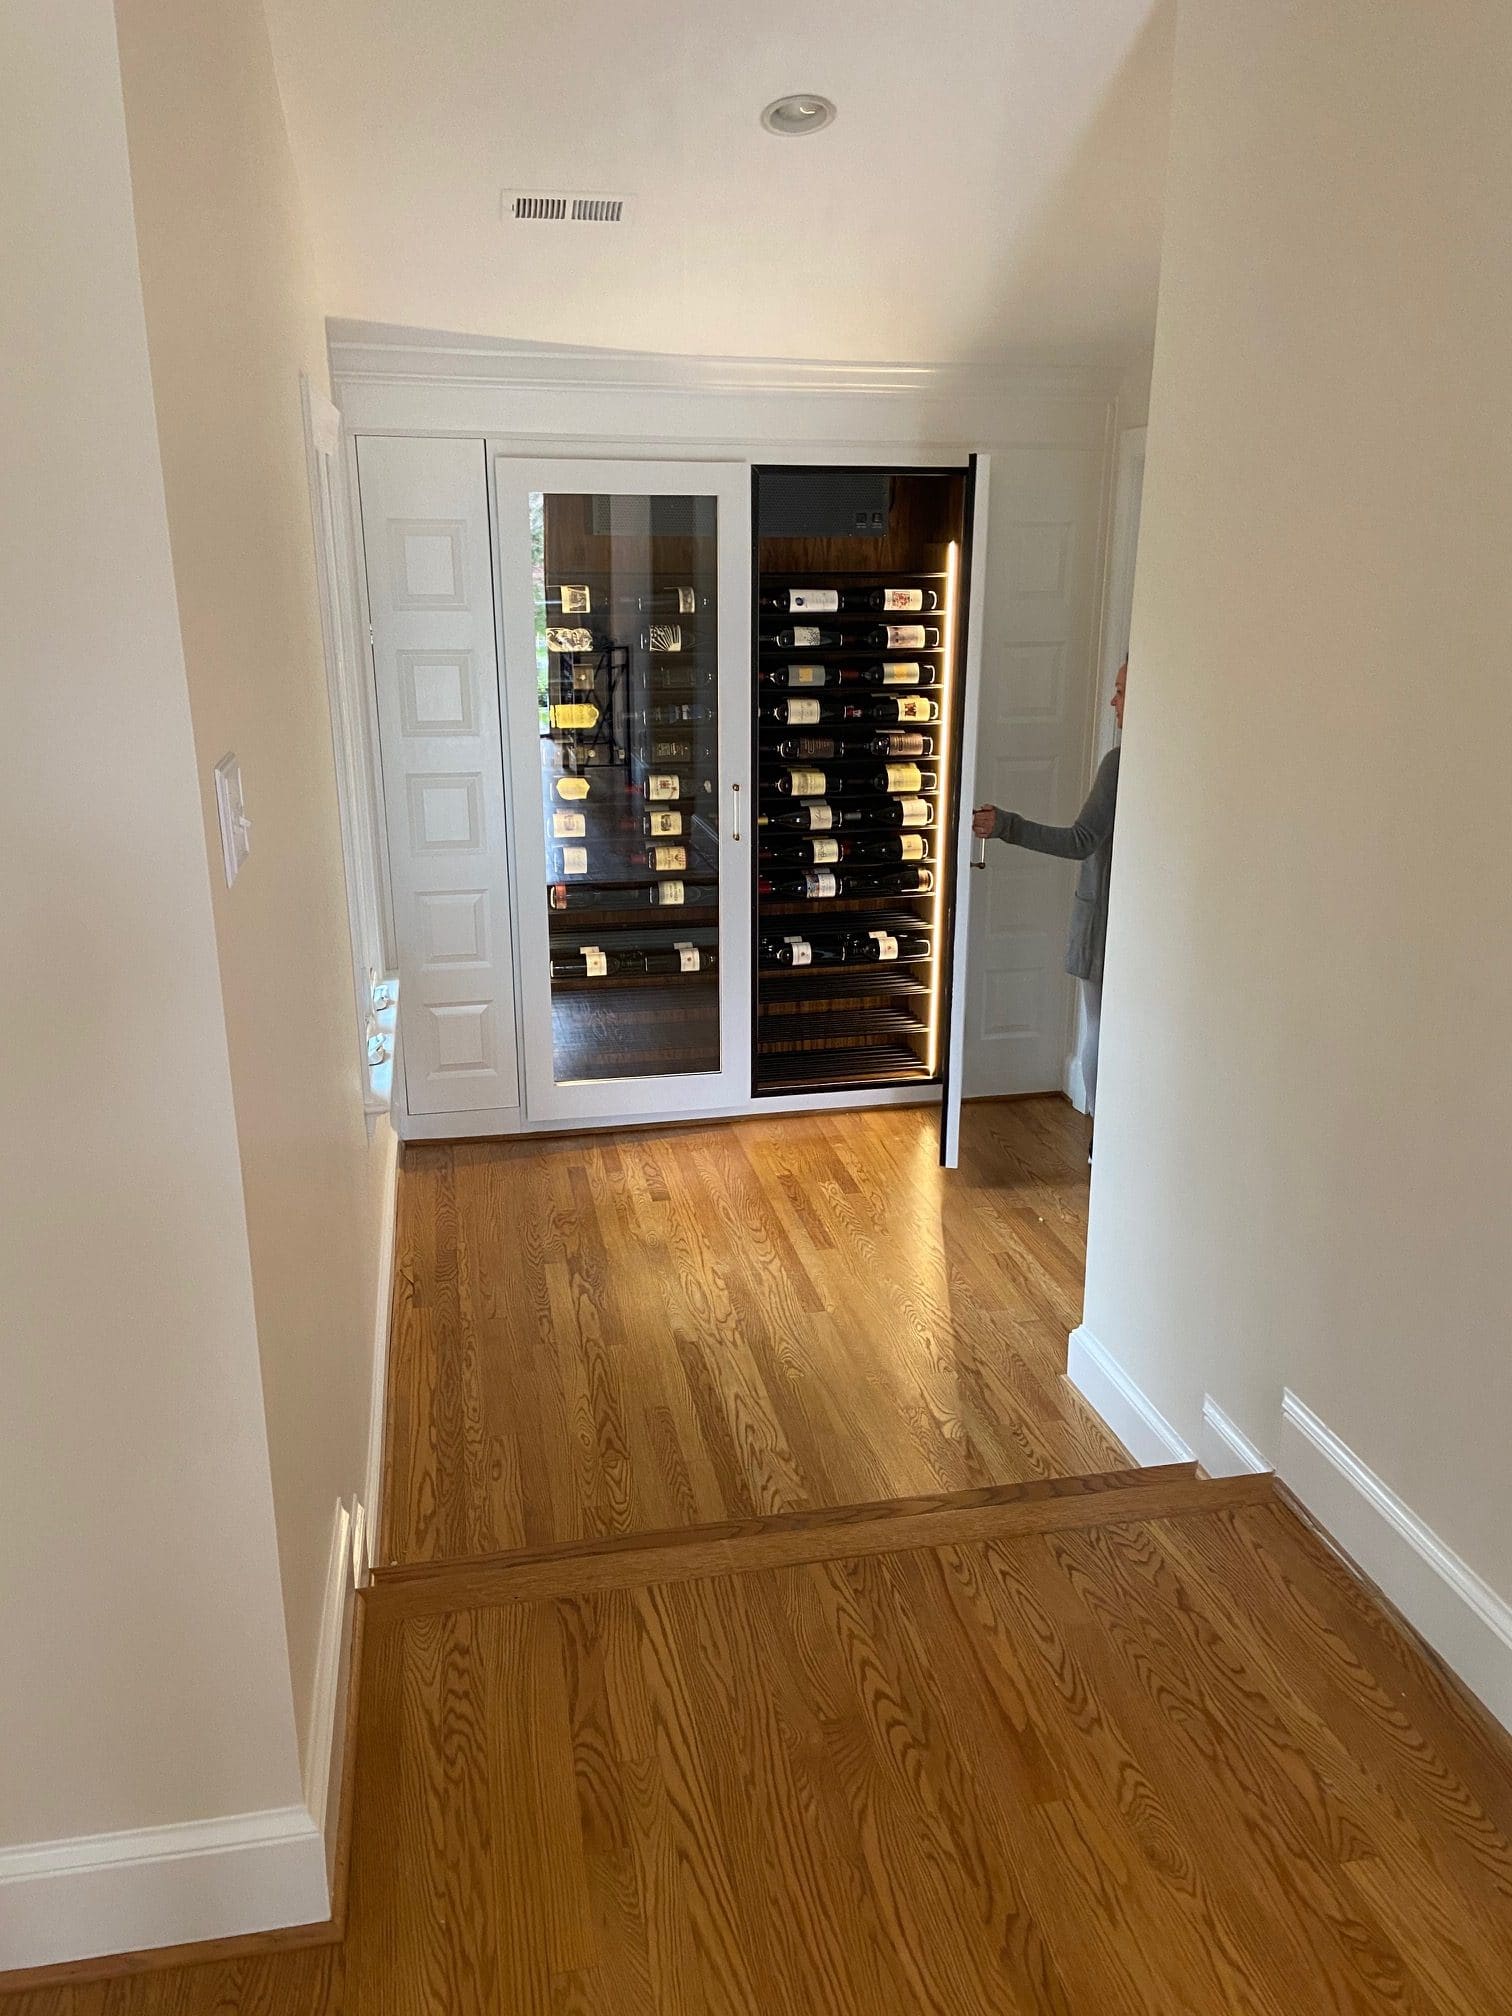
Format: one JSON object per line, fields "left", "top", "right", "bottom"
{"left": 542, "top": 584, "right": 710, "bottom": 616}
{"left": 765, "top": 730, "right": 932, "bottom": 761}
{"left": 550, "top": 942, "right": 717, "bottom": 979}
{"left": 760, "top": 830, "right": 928, "bottom": 867}
{"left": 761, "top": 694, "right": 938, "bottom": 726}
{"left": 760, "top": 928, "right": 932, "bottom": 967}
{"left": 762, "top": 624, "right": 940, "bottom": 651}
{"left": 758, "top": 795, "right": 932, "bottom": 832}
{"left": 549, "top": 880, "right": 713, "bottom": 911}
{"left": 550, "top": 806, "right": 691, "bottom": 839}
{"left": 770, "top": 764, "right": 936, "bottom": 799}
{"left": 760, "top": 586, "right": 940, "bottom": 614}
{"left": 759, "top": 866, "right": 935, "bottom": 900}
{"left": 761, "top": 661, "right": 934, "bottom": 690}
{"left": 554, "top": 841, "right": 705, "bottom": 877}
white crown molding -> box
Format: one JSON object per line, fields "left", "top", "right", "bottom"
{"left": 0, "top": 1806, "right": 327, "bottom": 1971}
{"left": 1065, "top": 1326, "right": 1196, "bottom": 1468}
{"left": 326, "top": 319, "right": 1124, "bottom": 405}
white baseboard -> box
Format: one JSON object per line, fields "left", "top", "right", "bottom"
{"left": 364, "top": 1121, "right": 401, "bottom": 1573}
{"left": 303, "top": 1500, "right": 356, "bottom": 1881}
{"left": 0, "top": 1806, "right": 327, "bottom": 1973}
{"left": 1199, "top": 1396, "right": 1272, "bottom": 1478}
{"left": 1279, "top": 1390, "right": 1512, "bottom": 1733}
{"left": 1063, "top": 1049, "right": 1088, "bottom": 1114}
{"left": 1065, "top": 1326, "right": 1195, "bottom": 1467}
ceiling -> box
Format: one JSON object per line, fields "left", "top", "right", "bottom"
{"left": 263, "top": 0, "right": 1173, "bottom": 367}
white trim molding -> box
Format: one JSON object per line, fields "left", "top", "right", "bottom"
{"left": 364, "top": 1119, "right": 401, "bottom": 1565}
{"left": 1279, "top": 1390, "right": 1512, "bottom": 1732}
{"left": 1199, "top": 1396, "right": 1272, "bottom": 1479}
{"left": 303, "top": 1501, "right": 355, "bottom": 1865}
{"left": 1065, "top": 1327, "right": 1195, "bottom": 1468}
{"left": 0, "top": 1807, "right": 327, "bottom": 1972}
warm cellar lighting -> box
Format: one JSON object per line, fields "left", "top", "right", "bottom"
{"left": 760, "top": 95, "right": 838, "bottom": 137}
{"left": 925, "top": 539, "right": 961, "bottom": 1077}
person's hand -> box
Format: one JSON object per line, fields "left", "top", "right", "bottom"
{"left": 971, "top": 805, "right": 999, "bottom": 840}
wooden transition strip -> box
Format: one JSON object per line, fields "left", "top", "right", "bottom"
{"left": 366, "top": 1466, "right": 1275, "bottom": 1621}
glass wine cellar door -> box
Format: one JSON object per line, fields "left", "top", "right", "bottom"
{"left": 495, "top": 459, "right": 752, "bottom": 1124}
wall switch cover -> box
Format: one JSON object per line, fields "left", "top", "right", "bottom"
{"left": 213, "top": 753, "right": 251, "bottom": 886}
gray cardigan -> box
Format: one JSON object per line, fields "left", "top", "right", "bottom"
{"left": 991, "top": 746, "right": 1120, "bottom": 982}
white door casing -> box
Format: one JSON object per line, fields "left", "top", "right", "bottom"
{"left": 356, "top": 435, "right": 522, "bottom": 1122}
{"left": 963, "top": 445, "right": 1106, "bottom": 1098}
{"left": 492, "top": 456, "right": 752, "bottom": 1126}
{"left": 939, "top": 454, "right": 991, "bottom": 1169}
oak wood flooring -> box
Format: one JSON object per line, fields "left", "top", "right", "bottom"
{"left": 14, "top": 1487, "right": 1512, "bottom": 2015}
{"left": 381, "top": 1097, "right": 1120, "bottom": 1567}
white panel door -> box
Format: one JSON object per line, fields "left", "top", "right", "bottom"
{"left": 963, "top": 445, "right": 1105, "bottom": 1097}
{"left": 357, "top": 435, "right": 521, "bottom": 1121}
{"left": 493, "top": 457, "right": 751, "bottom": 1126}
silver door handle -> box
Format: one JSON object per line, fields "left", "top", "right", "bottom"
{"left": 970, "top": 834, "right": 987, "bottom": 870}
{"left": 731, "top": 781, "right": 742, "bottom": 842}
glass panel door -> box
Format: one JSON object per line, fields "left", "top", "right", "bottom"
{"left": 495, "top": 459, "right": 751, "bottom": 1124}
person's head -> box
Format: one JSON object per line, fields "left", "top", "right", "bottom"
{"left": 1112, "top": 656, "right": 1128, "bottom": 731}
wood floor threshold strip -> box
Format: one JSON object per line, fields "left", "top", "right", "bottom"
{"left": 366, "top": 1467, "right": 1274, "bottom": 1620}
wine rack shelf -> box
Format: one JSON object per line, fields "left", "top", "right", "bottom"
{"left": 751, "top": 467, "right": 969, "bottom": 1099}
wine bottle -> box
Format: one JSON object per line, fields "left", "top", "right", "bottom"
{"left": 544, "top": 584, "right": 593, "bottom": 615}
{"left": 759, "top": 870, "right": 846, "bottom": 900}
{"left": 846, "top": 928, "right": 932, "bottom": 962}
{"left": 627, "top": 844, "right": 689, "bottom": 873}
{"left": 758, "top": 932, "right": 850, "bottom": 967}
{"left": 760, "top": 663, "right": 936, "bottom": 693}
{"left": 641, "top": 941, "right": 716, "bottom": 974}
{"left": 759, "top": 866, "right": 935, "bottom": 901}
{"left": 760, "top": 837, "right": 852, "bottom": 867}
{"left": 759, "top": 586, "right": 939, "bottom": 613}
{"left": 761, "top": 663, "right": 830, "bottom": 689}
{"left": 551, "top": 944, "right": 617, "bottom": 978}
{"left": 769, "top": 733, "right": 841, "bottom": 761}
{"left": 760, "top": 697, "right": 866, "bottom": 727}
{"left": 764, "top": 626, "right": 843, "bottom": 650}
{"left": 642, "top": 702, "right": 711, "bottom": 726}
{"left": 863, "top": 624, "right": 941, "bottom": 650}
{"left": 641, "top": 624, "right": 684, "bottom": 653}
{"left": 648, "top": 736, "right": 694, "bottom": 763}
{"left": 637, "top": 586, "right": 709, "bottom": 615}
{"left": 848, "top": 866, "right": 935, "bottom": 896}
{"left": 867, "top": 693, "right": 938, "bottom": 724}
{"left": 873, "top": 730, "right": 933, "bottom": 757}
{"left": 759, "top": 796, "right": 933, "bottom": 832}
{"left": 852, "top": 761, "right": 935, "bottom": 796}
{"left": 644, "top": 808, "right": 683, "bottom": 837}
{"left": 547, "top": 881, "right": 715, "bottom": 911}
{"left": 549, "top": 701, "right": 600, "bottom": 731}
{"left": 647, "top": 667, "right": 716, "bottom": 690}
{"left": 554, "top": 843, "right": 590, "bottom": 878}
{"left": 847, "top": 832, "right": 931, "bottom": 865}
{"left": 545, "top": 627, "right": 596, "bottom": 654}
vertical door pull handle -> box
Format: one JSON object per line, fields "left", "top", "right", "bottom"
{"left": 731, "top": 781, "right": 742, "bottom": 842}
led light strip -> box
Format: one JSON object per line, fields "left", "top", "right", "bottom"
{"left": 925, "top": 538, "right": 961, "bottom": 1077}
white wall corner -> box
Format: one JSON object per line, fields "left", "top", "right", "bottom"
{"left": 1279, "top": 1391, "right": 1512, "bottom": 1735}
{"left": 0, "top": 1807, "right": 327, "bottom": 1973}
{"left": 1199, "top": 1396, "right": 1273, "bottom": 1478}
{"left": 1065, "top": 1326, "right": 1195, "bottom": 1467}
{"left": 363, "top": 1121, "right": 401, "bottom": 1573}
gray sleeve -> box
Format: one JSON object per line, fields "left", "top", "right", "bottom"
{"left": 994, "top": 749, "right": 1118, "bottom": 861}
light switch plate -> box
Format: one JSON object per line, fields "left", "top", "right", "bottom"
{"left": 213, "top": 753, "right": 251, "bottom": 886}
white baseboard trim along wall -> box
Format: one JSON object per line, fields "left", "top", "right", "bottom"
{"left": 1065, "top": 1326, "right": 1512, "bottom": 1733}
{"left": 0, "top": 1807, "right": 328, "bottom": 1973}
{"left": 363, "top": 1122, "right": 400, "bottom": 1573}
{"left": 1066, "top": 1326, "right": 1195, "bottom": 1468}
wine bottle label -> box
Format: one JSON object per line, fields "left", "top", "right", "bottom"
{"left": 898, "top": 797, "right": 930, "bottom": 827}
{"left": 893, "top": 695, "right": 935, "bottom": 722}
{"left": 784, "top": 935, "right": 812, "bottom": 966}
{"left": 885, "top": 763, "right": 924, "bottom": 792}
{"left": 884, "top": 624, "right": 927, "bottom": 648}
{"left": 803, "top": 870, "right": 839, "bottom": 898}
{"left": 552, "top": 810, "right": 586, "bottom": 838}
{"left": 898, "top": 832, "right": 927, "bottom": 860}
{"left": 788, "top": 769, "right": 826, "bottom": 796}
{"left": 785, "top": 698, "right": 822, "bottom": 725}
{"left": 881, "top": 662, "right": 922, "bottom": 686}
{"left": 869, "top": 931, "right": 900, "bottom": 960}
{"left": 881, "top": 588, "right": 925, "bottom": 611}
{"left": 546, "top": 627, "right": 593, "bottom": 652}
{"left": 677, "top": 943, "right": 701, "bottom": 972}
{"left": 655, "top": 879, "right": 685, "bottom": 905}
{"left": 647, "top": 773, "right": 680, "bottom": 800}
{"left": 807, "top": 804, "right": 835, "bottom": 830}
{"left": 579, "top": 945, "right": 607, "bottom": 977}
{"left": 650, "top": 845, "right": 687, "bottom": 872}
{"left": 676, "top": 587, "right": 696, "bottom": 614}
{"left": 648, "top": 809, "right": 682, "bottom": 836}
{"left": 788, "top": 589, "right": 839, "bottom": 612}
{"left": 561, "top": 845, "right": 588, "bottom": 877}
{"left": 787, "top": 664, "right": 826, "bottom": 687}
{"left": 810, "top": 838, "right": 841, "bottom": 864}
{"left": 556, "top": 776, "right": 590, "bottom": 800}
{"left": 550, "top": 702, "right": 599, "bottom": 729}
{"left": 570, "top": 663, "right": 597, "bottom": 691}
{"left": 648, "top": 624, "right": 682, "bottom": 652}
{"left": 559, "top": 584, "right": 592, "bottom": 614}
{"left": 789, "top": 626, "right": 824, "bottom": 647}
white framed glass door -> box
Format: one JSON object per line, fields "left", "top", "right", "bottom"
{"left": 494, "top": 457, "right": 752, "bottom": 1124}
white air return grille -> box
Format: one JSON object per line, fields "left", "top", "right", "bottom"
{"left": 503, "top": 190, "right": 633, "bottom": 225}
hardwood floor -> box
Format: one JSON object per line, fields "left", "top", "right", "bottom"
{"left": 382, "top": 1097, "right": 1120, "bottom": 1567}
{"left": 11, "top": 1099, "right": 1512, "bottom": 2013}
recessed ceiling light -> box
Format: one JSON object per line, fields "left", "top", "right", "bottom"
{"left": 761, "top": 94, "right": 837, "bottom": 138}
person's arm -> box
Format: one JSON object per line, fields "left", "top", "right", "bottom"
{"left": 989, "top": 748, "right": 1118, "bottom": 860}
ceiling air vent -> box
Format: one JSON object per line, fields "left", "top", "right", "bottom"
{"left": 503, "top": 190, "right": 633, "bottom": 225}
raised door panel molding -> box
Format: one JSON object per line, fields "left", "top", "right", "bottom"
{"left": 358, "top": 435, "right": 521, "bottom": 1122}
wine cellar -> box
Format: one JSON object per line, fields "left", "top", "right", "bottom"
{"left": 752, "top": 467, "right": 973, "bottom": 1095}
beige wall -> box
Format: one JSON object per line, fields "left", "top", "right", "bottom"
{"left": 0, "top": 0, "right": 301, "bottom": 1843}
{"left": 1086, "top": 0, "right": 1512, "bottom": 1579}
{"left": 114, "top": 0, "right": 395, "bottom": 1762}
